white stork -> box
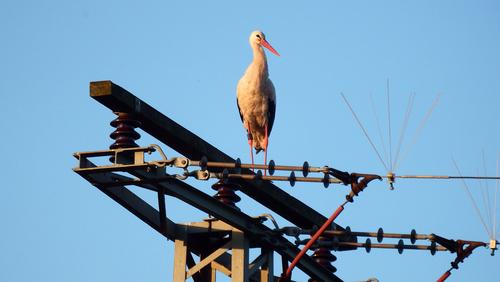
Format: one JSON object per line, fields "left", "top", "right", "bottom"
{"left": 236, "top": 30, "right": 279, "bottom": 173}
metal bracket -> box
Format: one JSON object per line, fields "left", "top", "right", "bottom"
{"left": 346, "top": 173, "right": 382, "bottom": 202}
{"left": 430, "top": 234, "right": 486, "bottom": 269}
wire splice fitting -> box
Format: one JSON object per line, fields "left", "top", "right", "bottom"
{"left": 490, "top": 239, "right": 497, "bottom": 256}
{"left": 387, "top": 171, "right": 395, "bottom": 190}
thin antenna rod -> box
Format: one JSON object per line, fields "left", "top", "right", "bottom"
{"left": 370, "top": 92, "right": 389, "bottom": 166}
{"left": 482, "top": 150, "right": 493, "bottom": 233}
{"left": 452, "top": 158, "right": 492, "bottom": 238}
{"left": 494, "top": 152, "right": 499, "bottom": 239}
{"left": 387, "top": 79, "right": 393, "bottom": 172}
{"left": 396, "top": 93, "right": 441, "bottom": 171}
{"left": 341, "top": 93, "right": 389, "bottom": 171}
{"left": 393, "top": 92, "right": 415, "bottom": 170}
{"left": 478, "top": 168, "right": 492, "bottom": 236}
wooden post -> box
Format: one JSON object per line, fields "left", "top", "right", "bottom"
{"left": 231, "top": 228, "right": 249, "bottom": 282}
{"left": 173, "top": 239, "right": 188, "bottom": 282}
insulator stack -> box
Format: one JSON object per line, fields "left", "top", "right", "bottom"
{"left": 211, "top": 180, "right": 241, "bottom": 210}
{"left": 109, "top": 112, "right": 141, "bottom": 162}
{"left": 309, "top": 237, "right": 337, "bottom": 281}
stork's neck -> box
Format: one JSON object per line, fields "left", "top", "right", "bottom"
{"left": 249, "top": 45, "right": 269, "bottom": 78}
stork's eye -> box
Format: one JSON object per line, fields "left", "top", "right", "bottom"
{"left": 256, "top": 34, "right": 261, "bottom": 39}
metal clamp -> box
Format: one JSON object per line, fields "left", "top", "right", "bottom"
{"left": 346, "top": 173, "right": 382, "bottom": 202}
{"left": 430, "top": 234, "right": 486, "bottom": 269}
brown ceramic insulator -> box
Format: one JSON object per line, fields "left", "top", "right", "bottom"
{"left": 211, "top": 181, "right": 241, "bottom": 210}
{"left": 310, "top": 239, "right": 337, "bottom": 274}
{"left": 109, "top": 112, "right": 141, "bottom": 162}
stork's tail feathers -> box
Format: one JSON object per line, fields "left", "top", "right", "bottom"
{"left": 255, "top": 148, "right": 264, "bottom": 154}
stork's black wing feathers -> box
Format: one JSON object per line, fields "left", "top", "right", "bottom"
{"left": 267, "top": 97, "right": 276, "bottom": 136}
{"left": 236, "top": 97, "right": 244, "bottom": 123}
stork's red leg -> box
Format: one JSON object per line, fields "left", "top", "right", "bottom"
{"left": 249, "top": 138, "right": 254, "bottom": 172}
{"left": 246, "top": 123, "right": 254, "bottom": 172}
{"left": 264, "top": 123, "right": 269, "bottom": 176}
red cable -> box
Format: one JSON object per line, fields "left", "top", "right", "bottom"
{"left": 282, "top": 202, "right": 346, "bottom": 280}
{"left": 437, "top": 270, "right": 451, "bottom": 282}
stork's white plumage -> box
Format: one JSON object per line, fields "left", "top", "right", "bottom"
{"left": 236, "top": 30, "right": 279, "bottom": 171}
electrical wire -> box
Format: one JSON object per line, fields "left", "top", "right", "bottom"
{"left": 282, "top": 200, "right": 348, "bottom": 281}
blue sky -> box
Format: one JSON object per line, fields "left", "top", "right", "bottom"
{"left": 1, "top": 1, "right": 500, "bottom": 281}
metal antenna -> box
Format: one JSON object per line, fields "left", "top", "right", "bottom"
{"left": 341, "top": 93, "right": 389, "bottom": 171}
{"left": 494, "top": 152, "right": 499, "bottom": 240}
{"left": 482, "top": 150, "right": 494, "bottom": 233}
{"left": 370, "top": 92, "right": 389, "bottom": 167}
{"left": 452, "top": 158, "right": 492, "bottom": 238}
{"left": 395, "top": 93, "right": 441, "bottom": 171}
{"left": 477, "top": 167, "right": 493, "bottom": 234}
{"left": 393, "top": 92, "right": 415, "bottom": 169}
{"left": 386, "top": 79, "right": 393, "bottom": 172}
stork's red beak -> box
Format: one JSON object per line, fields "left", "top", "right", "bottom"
{"left": 261, "top": 39, "right": 280, "bottom": 56}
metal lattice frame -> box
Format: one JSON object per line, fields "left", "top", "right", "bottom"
{"left": 74, "top": 81, "right": 353, "bottom": 281}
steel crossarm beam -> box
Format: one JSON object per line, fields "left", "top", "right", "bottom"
{"left": 89, "top": 80, "right": 346, "bottom": 232}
